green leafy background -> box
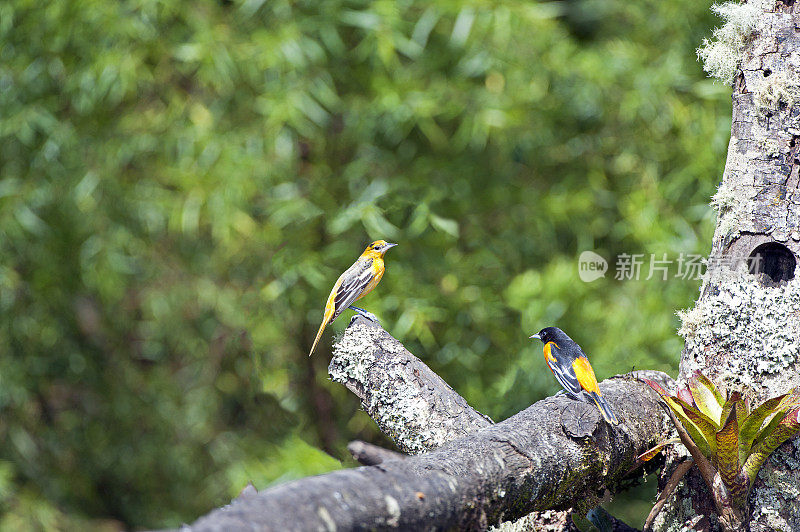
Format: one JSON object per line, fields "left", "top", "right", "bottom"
{"left": 0, "top": 0, "right": 729, "bottom": 529}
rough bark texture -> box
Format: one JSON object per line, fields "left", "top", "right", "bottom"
{"left": 331, "top": 318, "right": 578, "bottom": 532}
{"left": 347, "top": 440, "right": 406, "bottom": 466}
{"left": 328, "top": 317, "right": 493, "bottom": 454}
{"left": 660, "top": 2, "right": 800, "bottom": 530}
{"left": 186, "top": 318, "right": 673, "bottom": 531}
{"left": 330, "top": 318, "right": 658, "bottom": 531}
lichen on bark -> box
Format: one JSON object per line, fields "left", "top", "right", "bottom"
{"left": 678, "top": 266, "right": 800, "bottom": 399}
{"left": 328, "top": 318, "right": 492, "bottom": 454}
{"left": 697, "top": 0, "right": 768, "bottom": 85}
{"left": 326, "top": 318, "right": 671, "bottom": 531}
{"left": 659, "top": 2, "right": 800, "bottom": 530}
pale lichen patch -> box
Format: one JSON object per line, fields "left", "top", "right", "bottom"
{"left": 384, "top": 495, "right": 401, "bottom": 527}
{"left": 677, "top": 304, "right": 706, "bottom": 339}
{"left": 317, "top": 506, "right": 337, "bottom": 532}
{"left": 709, "top": 179, "right": 756, "bottom": 241}
{"left": 330, "top": 321, "right": 490, "bottom": 454}
{"left": 697, "top": 0, "right": 769, "bottom": 84}
{"left": 329, "top": 323, "right": 381, "bottom": 384}
{"left": 755, "top": 71, "right": 800, "bottom": 112}
{"left": 678, "top": 267, "right": 800, "bottom": 400}
{"left": 710, "top": 181, "right": 739, "bottom": 213}
{"left": 750, "top": 443, "right": 800, "bottom": 531}
{"left": 760, "top": 137, "right": 787, "bottom": 159}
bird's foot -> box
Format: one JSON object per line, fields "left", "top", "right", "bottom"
{"left": 348, "top": 306, "right": 381, "bottom": 325}
{"left": 556, "top": 389, "right": 579, "bottom": 400}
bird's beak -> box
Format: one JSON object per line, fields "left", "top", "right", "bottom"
{"left": 529, "top": 333, "right": 541, "bottom": 340}
{"left": 384, "top": 243, "right": 398, "bottom": 249}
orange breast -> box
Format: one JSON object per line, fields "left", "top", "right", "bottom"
{"left": 543, "top": 341, "right": 558, "bottom": 365}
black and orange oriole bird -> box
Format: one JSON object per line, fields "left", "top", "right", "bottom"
{"left": 308, "top": 240, "right": 397, "bottom": 356}
{"left": 530, "top": 327, "right": 619, "bottom": 425}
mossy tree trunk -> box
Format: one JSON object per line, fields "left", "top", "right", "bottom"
{"left": 656, "top": 2, "right": 800, "bottom": 530}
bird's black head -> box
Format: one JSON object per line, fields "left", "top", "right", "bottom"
{"left": 529, "top": 326, "right": 572, "bottom": 345}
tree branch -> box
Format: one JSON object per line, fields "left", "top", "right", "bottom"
{"left": 644, "top": 459, "right": 692, "bottom": 532}
{"left": 347, "top": 440, "right": 405, "bottom": 466}
{"left": 187, "top": 318, "right": 673, "bottom": 531}
{"left": 328, "top": 317, "right": 494, "bottom": 454}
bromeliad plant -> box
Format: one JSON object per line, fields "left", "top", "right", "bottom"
{"left": 644, "top": 372, "right": 800, "bottom": 531}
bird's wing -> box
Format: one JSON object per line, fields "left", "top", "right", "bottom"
{"left": 545, "top": 343, "right": 582, "bottom": 396}
{"left": 571, "top": 356, "right": 601, "bottom": 394}
{"left": 331, "top": 258, "right": 374, "bottom": 321}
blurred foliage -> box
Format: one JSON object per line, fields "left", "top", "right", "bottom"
{"left": 0, "top": 0, "right": 729, "bottom": 529}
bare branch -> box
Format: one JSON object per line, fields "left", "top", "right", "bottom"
{"left": 644, "top": 459, "right": 692, "bottom": 531}
{"left": 347, "top": 440, "right": 405, "bottom": 466}
{"left": 187, "top": 319, "right": 673, "bottom": 531}
{"left": 329, "top": 317, "right": 493, "bottom": 454}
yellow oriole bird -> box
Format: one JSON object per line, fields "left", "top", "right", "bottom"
{"left": 308, "top": 240, "right": 397, "bottom": 356}
{"left": 529, "top": 327, "right": 619, "bottom": 425}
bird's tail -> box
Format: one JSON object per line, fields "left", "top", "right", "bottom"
{"left": 588, "top": 391, "right": 619, "bottom": 425}
{"left": 308, "top": 318, "right": 328, "bottom": 357}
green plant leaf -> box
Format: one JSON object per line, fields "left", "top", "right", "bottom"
{"left": 715, "top": 402, "right": 740, "bottom": 490}
{"left": 688, "top": 372, "right": 723, "bottom": 424}
{"left": 739, "top": 392, "right": 752, "bottom": 418}
{"left": 642, "top": 378, "right": 669, "bottom": 396}
{"left": 777, "top": 389, "right": 800, "bottom": 411}
{"left": 677, "top": 386, "right": 695, "bottom": 406}
{"left": 429, "top": 213, "right": 459, "bottom": 238}
{"left": 674, "top": 396, "right": 719, "bottom": 429}
{"left": 743, "top": 406, "right": 800, "bottom": 485}
{"left": 753, "top": 411, "right": 788, "bottom": 449}
{"left": 739, "top": 394, "right": 787, "bottom": 464}
{"left": 643, "top": 379, "right": 711, "bottom": 456}
{"left": 695, "top": 371, "right": 726, "bottom": 406}
{"left": 635, "top": 437, "right": 682, "bottom": 463}
{"left": 752, "top": 391, "right": 800, "bottom": 450}
{"left": 736, "top": 396, "right": 749, "bottom": 424}
{"left": 672, "top": 396, "right": 718, "bottom": 456}
{"left": 719, "top": 391, "right": 742, "bottom": 430}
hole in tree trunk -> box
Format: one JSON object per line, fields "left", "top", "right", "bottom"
{"left": 748, "top": 243, "right": 796, "bottom": 286}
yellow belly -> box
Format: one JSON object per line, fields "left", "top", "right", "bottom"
{"left": 356, "top": 258, "right": 384, "bottom": 300}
